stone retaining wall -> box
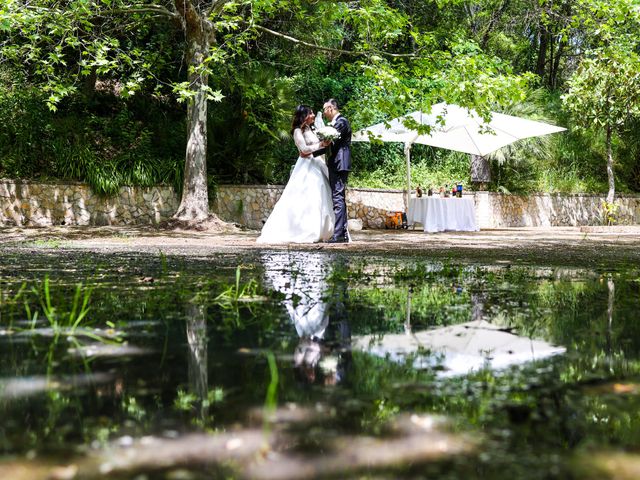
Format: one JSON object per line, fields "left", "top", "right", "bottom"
{"left": 214, "top": 185, "right": 407, "bottom": 230}
{"left": 474, "top": 192, "right": 640, "bottom": 227}
{"left": 0, "top": 179, "right": 178, "bottom": 226}
{"left": 214, "top": 185, "right": 640, "bottom": 229}
{"left": 2, "top": 179, "right": 639, "bottom": 229}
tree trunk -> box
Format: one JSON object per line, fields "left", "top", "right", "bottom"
{"left": 173, "top": 36, "right": 210, "bottom": 220}
{"left": 83, "top": 66, "right": 97, "bottom": 100}
{"left": 480, "top": 0, "right": 510, "bottom": 50}
{"left": 173, "top": 1, "right": 213, "bottom": 222}
{"left": 186, "top": 302, "right": 208, "bottom": 419}
{"left": 550, "top": 34, "right": 565, "bottom": 89}
{"left": 547, "top": 32, "right": 555, "bottom": 88}
{"left": 606, "top": 275, "right": 614, "bottom": 356}
{"left": 606, "top": 125, "right": 615, "bottom": 203}
{"left": 535, "top": 26, "right": 549, "bottom": 82}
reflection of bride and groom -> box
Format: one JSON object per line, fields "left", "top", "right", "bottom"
{"left": 257, "top": 99, "right": 352, "bottom": 244}
{"left": 262, "top": 252, "right": 351, "bottom": 385}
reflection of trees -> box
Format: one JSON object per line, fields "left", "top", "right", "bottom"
{"left": 503, "top": 271, "right": 640, "bottom": 358}
{"left": 342, "top": 264, "right": 640, "bottom": 467}
{"left": 186, "top": 302, "right": 208, "bottom": 419}
{"left": 605, "top": 275, "right": 614, "bottom": 356}
{"left": 5, "top": 254, "right": 640, "bottom": 478}
{"left": 350, "top": 284, "right": 472, "bottom": 333}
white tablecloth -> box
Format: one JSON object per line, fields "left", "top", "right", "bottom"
{"left": 408, "top": 197, "right": 478, "bottom": 233}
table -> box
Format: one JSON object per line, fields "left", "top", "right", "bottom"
{"left": 408, "top": 196, "right": 478, "bottom": 233}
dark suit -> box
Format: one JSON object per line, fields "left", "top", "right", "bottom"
{"left": 327, "top": 115, "right": 352, "bottom": 240}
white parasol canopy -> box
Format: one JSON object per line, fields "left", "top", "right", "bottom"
{"left": 352, "top": 319, "right": 565, "bottom": 377}
{"left": 352, "top": 102, "right": 567, "bottom": 209}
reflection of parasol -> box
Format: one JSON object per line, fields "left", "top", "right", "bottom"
{"left": 352, "top": 320, "right": 565, "bottom": 377}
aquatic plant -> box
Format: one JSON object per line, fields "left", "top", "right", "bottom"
{"left": 0, "top": 281, "right": 26, "bottom": 328}
{"left": 27, "top": 276, "right": 93, "bottom": 334}
{"left": 214, "top": 266, "right": 262, "bottom": 310}
{"left": 174, "top": 388, "right": 225, "bottom": 413}
{"left": 262, "top": 351, "right": 279, "bottom": 446}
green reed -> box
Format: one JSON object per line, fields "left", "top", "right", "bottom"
{"left": 26, "top": 276, "right": 93, "bottom": 334}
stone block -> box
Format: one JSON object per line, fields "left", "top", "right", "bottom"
{"left": 348, "top": 218, "right": 363, "bottom": 231}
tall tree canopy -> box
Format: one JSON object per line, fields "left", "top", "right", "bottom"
{"left": 1, "top": 1, "right": 533, "bottom": 221}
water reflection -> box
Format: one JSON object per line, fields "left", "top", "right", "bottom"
{"left": 353, "top": 283, "right": 566, "bottom": 376}
{"left": 4, "top": 252, "right": 640, "bottom": 479}
{"left": 262, "top": 252, "right": 352, "bottom": 385}
{"left": 353, "top": 319, "right": 565, "bottom": 376}
{"left": 262, "top": 253, "right": 567, "bottom": 379}
{"left": 186, "top": 302, "right": 208, "bottom": 419}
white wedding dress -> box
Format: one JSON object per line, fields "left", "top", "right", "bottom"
{"left": 257, "top": 126, "right": 335, "bottom": 243}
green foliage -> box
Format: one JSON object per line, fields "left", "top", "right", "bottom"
{"left": 263, "top": 351, "right": 279, "bottom": 433}
{"left": 174, "top": 387, "right": 225, "bottom": 412}
{"left": 0, "top": 67, "right": 184, "bottom": 194}
{"left": 350, "top": 144, "right": 470, "bottom": 191}
{"left": 213, "top": 266, "right": 262, "bottom": 311}
{"left": 601, "top": 200, "right": 620, "bottom": 226}
{"left": 562, "top": 46, "right": 640, "bottom": 134}
{"left": 208, "top": 64, "right": 295, "bottom": 183}
{"left": 0, "top": 0, "right": 640, "bottom": 199}
{"left": 26, "top": 276, "right": 93, "bottom": 334}
{"left": 560, "top": 0, "right": 640, "bottom": 199}
{"left": 0, "top": 68, "right": 53, "bottom": 177}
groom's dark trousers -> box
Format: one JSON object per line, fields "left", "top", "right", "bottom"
{"left": 329, "top": 170, "right": 349, "bottom": 240}
{"left": 327, "top": 114, "right": 352, "bottom": 241}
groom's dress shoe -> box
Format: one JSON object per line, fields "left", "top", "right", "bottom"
{"left": 327, "top": 236, "right": 348, "bottom": 244}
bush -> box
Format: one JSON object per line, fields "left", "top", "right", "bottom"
{"left": 0, "top": 66, "right": 184, "bottom": 195}
{"left": 350, "top": 143, "right": 471, "bottom": 191}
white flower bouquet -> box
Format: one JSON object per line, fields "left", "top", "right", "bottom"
{"left": 316, "top": 126, "right": 340, "bottom": 141}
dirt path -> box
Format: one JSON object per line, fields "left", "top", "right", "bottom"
{"left": 1, "top": 225, "right": 639, "bottom": 267}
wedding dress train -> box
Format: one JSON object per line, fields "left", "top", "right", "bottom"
{"left": 257, "top": 127, "right": 335, "bottom": 244}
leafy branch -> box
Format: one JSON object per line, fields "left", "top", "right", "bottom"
{"left": 253, "top": 24, "right": 422, "bottom": 59}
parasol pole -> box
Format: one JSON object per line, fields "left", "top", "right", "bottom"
{"left": 404, "top": 142, "right": 412, "bottom": 212}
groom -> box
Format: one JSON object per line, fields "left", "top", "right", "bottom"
{"left": 323, "top": 99, "right": 352, "bottom": 244}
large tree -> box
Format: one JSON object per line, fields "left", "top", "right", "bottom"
{"left": 0, "top": 0, "right": 530, "bottom": 222}
{"left": 562, "top": 0, "right": 640, "bottom": 203}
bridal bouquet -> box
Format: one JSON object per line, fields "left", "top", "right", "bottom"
{"left": 316, "top": 126, "right": 340, "bottom": 141}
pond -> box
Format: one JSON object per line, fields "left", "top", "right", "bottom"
{"left": 1, "top": 249, "right": 640, "bottom": 479}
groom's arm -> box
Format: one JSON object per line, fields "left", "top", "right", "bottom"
{"left": 334, "top": 117, "right": 346, "bottom": 135}
{"left": 333, "top": 117, "right": 350, "bottom": 145}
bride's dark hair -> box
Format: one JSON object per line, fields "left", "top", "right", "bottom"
{"left": 291, "top": 105, "right": 312, "bottom": 135}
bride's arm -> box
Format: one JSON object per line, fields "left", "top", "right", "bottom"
{"left": 293, "top": 128, "right": 322, "bottom": 156}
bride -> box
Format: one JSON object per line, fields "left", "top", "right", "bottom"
{"left": 257, "top": 105, "right": 335, "bottom": 244}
